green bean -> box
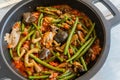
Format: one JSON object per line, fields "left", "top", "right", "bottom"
{"left": 28, "top": 26, "right": 32, "bottom": 32}
{"left": 72, "top": 46, "right": 78, "bottom": 53}
{"left": 45, "top": 56, "right": 56, "bottom": 63}
{"left": 58, "top": 70, "right": 72, "bottom": 79}
{"left": 9, "top": 48, "right": 13, "bottom": 58}
{"left": 58, "top": 73, "right": 76, "bottom": 80}
{"left": 64, "top": 17, "right": 79, "bottom": 55}
{"left": 77, "top": 39, "right": 82, "bottom": 46}
{"left": 27, "top": 27, "right": 32, "bottom": 40}
{"left": 38, "top": 9, "right": 55, "bottom": 15}
{"left": 30, "top": 25, "right": 35, "bottom": 31}
{"left": 52, "top": 19, "right": 61, "bottom": 23}
{"left": 80, "top": 57, "right": 88, "bottom": 71}
{"left": 60, "top": 16, "right": 69, "bottom": 23}
{"left": 56, "top": 52, "right": 64, "bottom": 62}
{"left": 32, "top": 23, "right": 42, "bottom": 36}
{"left": 30, "top": 44, "right": 34, "bottom": 49}
{"left": 29, "top": 75, "right": 49, "bottom": 79}
{"left": 51, "top": 51, "right": 64, "bottom": 62}
{"left": 40, "top": 18, "right": 43, "bottom": 27}
{"left": 21, "top": 23, "right": 25, "bottom": 32}
{"left": 85, "top": 23, "right": 95, "bottom": 41}
{"left": 75, "top": 36, "right": 96, "bottom": 60}
{"left": 56, "top": 24, "right": 62, "bottom": 27}
{"left": 68, "top": 51, "right": 72, "bottom": 64}
{"left": 17, "top": 31, "right": 35, "bottom": 56}
{"left": 36, "top": 42, "right": 41, "bottom": 48}
{"left": 67, "top": 38, "right": 93, "bottom": 62}
{"left": 70, "top": 45, "right": 75, "bottom": 54}
{"left": 93, "top": 29, "right": 96, "bottom": 37}
{"left": 32, "top": 32, "right": 36, "bottom": 40}
{"left": 78, "top": 22, "right": 88, "bottom": 31}
{"left": 30, "top": 54, "right": 65, "bottom": 72}
{"left": 38, "top": 13, "right": 43, "bottom": 27}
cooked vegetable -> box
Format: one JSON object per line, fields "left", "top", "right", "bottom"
{"left": 54, "top": 29, "right": 68, "bottom": 43}
{"left": 29, "top": 75, "right": 49, "bottom": 79}
{"left": 23, "top": 12, "right": 36, "bottom": 24}
{"left": 57, "top": 70, "right": 72, "bottom": 79}
{"left": 21, "top": 23, "right": 25, "bottom": 32}
{"left": 75, "top": 36, "right": 96, "bottom": 60}
{"left": 67, "top": 38, "right": 93, "bottom": 62}
{"left": 39, "top": 48, "right": 51, "bottom": 59}
{"left": 58, "top": 73, "right": 76, "bottom": 80}
{"left": 38, "top": 13, "right": 43, "bottom": 27}
{"left": 80, "top": 57, "right": 88, "bottom": 71}
{"left": 30, "top": 53, "right": 65, "bottom": 72}
{"left": 17, "top": 31, "right": 35, "bottom": 56}
{"left": 85, "top": 23, "right": 95, "bottom": 41}
{"left": 4, "top": 5, "right": 102, "bottom": 80}
{"left": 64, "top": 17, "right": 79, "bottom": 55}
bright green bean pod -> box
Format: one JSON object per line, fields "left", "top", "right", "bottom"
{"left": 64, "top": 17, "right": 79, "bottom": 55}
{"left": 58, "top": 70, "right": 72, "bottom": 79}
{"left": 68, "top": 51, "right": 72, "bottom": 64}
{"left": 28, "top": 26, "right": 32, "bottom": 32}
{"left": 77, "top": 39, "right": 82, "bottom": 46}
{"left": 85, "top": 23, "right": 95, "bottom": 41}
{"left": 51, "top": 51, "right": 64, "bottom": 62}
{"left": 30, "top": 44, "right": 34, "bottom": 49}
{"left": 30, "top": 54, "right": 65, "bottom": 72}
{"left": 41, "top": 10, "right": 55, "bottom": 15}
{"left": 32, "top": 23, "right": 42, "bottom": 36}
{"left": 29, "top": 75, "right": 49, "bottom": 79}
{"left": 80, "top": 57, "right": 88, "bottom": 71}
{"left": 58, "top": 73, "right": 76, "bottom": 80}
{"left": 75, "top": 36, "right": 96, "bottom": 60}
{"left": 36, "top": 42, "right": 41, "bottom": 48}
{"left": 17, "top": 30, "right": 35, "bottom": 56}
{"left": 21, "top": 23, "right": 25, "bottom": 32}
{"left": 9, "top": 48, "right": 13, "bottom": 58}
{"left": 67, "top": 38, "right": 93, "bottom": 62}
{"left": 56, "top": 52, "right": 64, "bottom": 62}
{"left": 78, "top": 22, "right": 88, "bottom": 31}
{"left": 38, "top": 13, "right": 43, "bottom": 27}
{"left": 32, "top": 32, "right": 36, "bottom": 40}
{"left": 40, "top": 18, "right": 43, "bottom": 27}
{"left": 70, "top": 45, "right": 75, "bottom": 54}
{"left": 45, "top": 56, "right": 56, "bottom": 63}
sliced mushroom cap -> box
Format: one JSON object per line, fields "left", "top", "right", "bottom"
{"left": 54, "top": 29, "right": 68, "bottom": 43}
{"left": 39, "top": 48, "right": 51, "bottom": 59}
{"left": 23, "top": 12, "right": 36, "bottom": 24}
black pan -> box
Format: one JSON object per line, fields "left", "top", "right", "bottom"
{"left": 0, "top": 0, "right": 120, "bottom": 80}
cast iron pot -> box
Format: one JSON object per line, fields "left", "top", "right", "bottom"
{"left": 0, "top": 0, "right": 120, "bottom": 80}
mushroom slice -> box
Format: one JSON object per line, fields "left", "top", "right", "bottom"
{"left": 54, "top": 29, "right": 68, "bottom": 43}
{"left": 23, "top": 12, "right": 36, "bottom": 24}
{"left": 39, "top": 48, "right": 51, "bottom": 60}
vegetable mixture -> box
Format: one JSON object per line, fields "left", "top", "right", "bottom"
{"left": 4, "top": 5, "right": 101, "bottom": 80}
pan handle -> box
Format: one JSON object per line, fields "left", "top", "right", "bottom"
{"left": 100, "top": 0, "right": 120, "bottom": 27}
{"left": 81, "top": 0, "right": 120, "bottom": 28}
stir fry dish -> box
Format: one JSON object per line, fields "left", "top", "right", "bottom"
{"left": 4, "top": 5, "right": 102, "bottom": 80}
